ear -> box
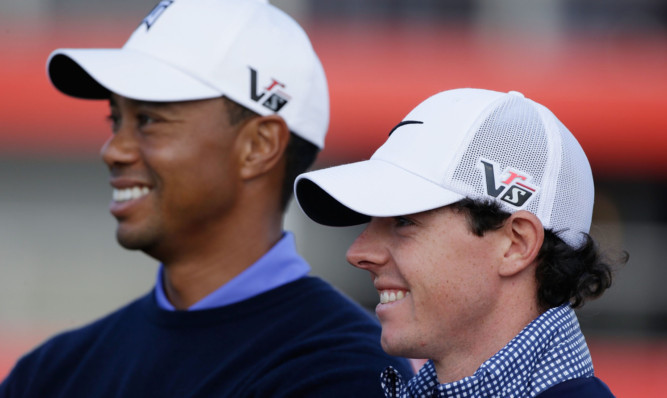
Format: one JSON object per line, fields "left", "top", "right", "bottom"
{"left": 498, "top": 210, "right": 544, "bottom": 277}
{"left": 237, "top": 115, "right": 290, "bottom": 180}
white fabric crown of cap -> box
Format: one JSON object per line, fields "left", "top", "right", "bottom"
{"left": 295, "top": 88, "right": 594, "bottom": 247}
{"left": 46, "top": 0, "right": 329, "bottom": 148}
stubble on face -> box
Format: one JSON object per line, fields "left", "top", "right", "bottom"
{"left": 366, "top": 207, "right": 503, "bottom": 364}
{"left": 103, "top": 96, "right": 242, "bottom": 260}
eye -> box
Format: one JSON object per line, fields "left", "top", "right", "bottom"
{"left": 105, "top": 113, "right": 120, "bottom": 133}
{"left": 394, "top": 216, "right": 415, "bottom": 228}
{"left": 137, "top": 113, "right": 156, "bottom": 128}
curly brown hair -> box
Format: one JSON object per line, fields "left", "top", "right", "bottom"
{"left": 451, "top": 198, "right": 627, "bottom": 312}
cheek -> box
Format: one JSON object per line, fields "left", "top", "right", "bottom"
{"left": 412, "top": 243, "right": 465, "bottom": 288}
{"left": 154, "top": 136, "right": 235, "bottom": 181}
{"left": 410, "top": 241, "right": 489, "bottom": 310}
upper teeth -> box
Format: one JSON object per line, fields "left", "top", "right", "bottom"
{"left": 113, "top": 186, "right": 150, "bottom": 202}
{"left": 380, "top": 290, "right": 408, "bottom": 304}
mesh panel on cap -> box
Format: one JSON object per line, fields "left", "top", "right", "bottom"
{"left": 547, "top": 116, "right": 594, "bottom": 246}
{"left": 449, "top": 95, "right": 551, "bottom": 219}
{"left": 447, "top": 94, "right": 592, "bottom": 247}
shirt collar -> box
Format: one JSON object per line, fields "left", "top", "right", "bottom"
{"left": 382, "top": 304, "right": 594, "bottom": 397}
{"left": 154, "top": 231, "right": 310, "bottom": 311}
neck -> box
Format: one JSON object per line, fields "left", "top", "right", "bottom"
{"left": 160, "top": 201, "right": 284, "bottom": 310}
{"left": 432, "top": 287, "right": 540, "bottom": 383}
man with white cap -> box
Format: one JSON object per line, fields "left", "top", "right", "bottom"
{"left": 0, "top": 1, "right": 412, "bottom": 396}
{"left": 294, "top": 88, "right": 627, "bottom": 397}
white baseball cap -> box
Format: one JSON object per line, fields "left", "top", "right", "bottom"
{"left": 46, "top": 0, "right": 329, "bottom": 148}
{"left": 295, "top": 88, "right": 594, "bottom": 247}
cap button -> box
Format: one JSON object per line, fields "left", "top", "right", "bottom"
{"left": 508, "top": 90, "right": 525, "bottom": 98}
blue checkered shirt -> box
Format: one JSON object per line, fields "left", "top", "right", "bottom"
{"left": 381, "top": 304, "right": 595, "bottom": 397}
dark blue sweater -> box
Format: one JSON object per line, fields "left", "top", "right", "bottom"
{"left": 0, "top": 277, "right": 413, "bottom": 397}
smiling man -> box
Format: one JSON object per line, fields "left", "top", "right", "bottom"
{"left": 0, "top": 1, "right": 413, "bottom": 397}
{"left": 294, "top": 88, "right": 627, "bottom": 397}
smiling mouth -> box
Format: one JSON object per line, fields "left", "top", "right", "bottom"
{"left": 379, "top": 290, "right": 409, "bottom": 304}
{"left": 112, "top": 186, "right": 151, "bottom": 202}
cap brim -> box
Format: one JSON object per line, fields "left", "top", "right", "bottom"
{"left": 295, "top": 159, "right": 465, "bottom": 226}
{"left": 47, "top": 49, "right": 221, "bottom": 101}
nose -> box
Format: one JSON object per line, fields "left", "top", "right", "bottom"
{"left": 100, "top": 127, "right": 139, "bottom": 168}
{"left": 346, "top": 218, "right": 389, "bottom": 272}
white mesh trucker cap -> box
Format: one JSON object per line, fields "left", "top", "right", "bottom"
{"left": 295, "top": 88, "right": 594, "bottom": 247}
{"left": 46, "top": 0, "right": 329, "bottom": 148}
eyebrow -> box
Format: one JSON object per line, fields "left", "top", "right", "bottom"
{"left": 388, "top": 120, "right": 423, "bottom": 136}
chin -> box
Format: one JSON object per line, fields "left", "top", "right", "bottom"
{"left": 381, "top": 330, "right": 424, "bottom": 360}
{"left": 380, "top": 332, "right": 404, "bottom": 357}
{"left": 115, "top": 227, "right": 158, "bottom": 252}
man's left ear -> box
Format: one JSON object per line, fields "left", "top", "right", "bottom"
{"left": 498, "top": 210, "right": 544, "bottom": 277}
{"left": 238, "top": 115, "right": 290, "bottom": 180}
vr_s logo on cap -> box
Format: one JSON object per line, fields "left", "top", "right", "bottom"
{"left": 141, "top": 0, "right": 174, "bottom": 30}
{"left": 478, "top": 158, "right": 537, "bottom": 208}
{"left": 249, "top": 67, "right": 291, "bottom": 112}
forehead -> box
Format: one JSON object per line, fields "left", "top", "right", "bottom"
{"left": 108, "top": 94, "right": 228, "bottom": 117}
{"left": 405, "top": 205, "right": 459, "bottom": 222}
{"left": 109, "top": 94, "right": 181, "bottom": 111}
{"left": 370, "top": 206, "right": 467, "bottom": 233}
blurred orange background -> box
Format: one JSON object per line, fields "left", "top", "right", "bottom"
{"left": 1, "top": 1, "right": 666, "bottom": 396}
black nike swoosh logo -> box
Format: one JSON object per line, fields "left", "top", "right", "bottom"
{"left": 388, "top": 120, "right": 423, "bottom": 136}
